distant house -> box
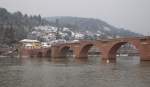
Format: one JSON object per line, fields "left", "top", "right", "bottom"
{"left": 19, "top": 39, "right": 41, "bottom": 48}
{"left": 41, "top": 42, "right": 51, "bottom": 48}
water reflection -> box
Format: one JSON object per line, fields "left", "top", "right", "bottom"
{"left": 74, "top": 58, "right": 89, "bottom": 64}
{"left": 0, "top": 56, "right": 150, "bottom": 87}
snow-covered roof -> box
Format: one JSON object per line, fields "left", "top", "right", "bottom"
{"left": 20, "top": 39, "right": 40, "bottom": 43}
{"left": 25, "top": 44, "right": 32, "bottom": 47}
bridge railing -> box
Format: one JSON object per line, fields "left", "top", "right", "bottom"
{"left": 50, "top": 36, "right": 150, "bottom": 46}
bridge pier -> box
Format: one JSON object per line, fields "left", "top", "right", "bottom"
{"left": 51, "top": 45, "right": 59, "bottom": 58}
{"left": 139, "top": 41, "right": 150, "bottom": 61}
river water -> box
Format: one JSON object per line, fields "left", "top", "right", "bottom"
{"left": 0, "top": 56, "right": 150, "bottom": 87}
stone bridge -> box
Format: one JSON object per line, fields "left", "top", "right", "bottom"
{"left": 20, "top": 36, "right": 150, "bottom": 61}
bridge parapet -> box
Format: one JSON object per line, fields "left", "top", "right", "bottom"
{"left": 98, "top": 36, "right": 149, "bottom": 42}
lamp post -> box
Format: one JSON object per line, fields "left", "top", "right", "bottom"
{"left": 55, "top": 19, "right": 60, "bottom": 40}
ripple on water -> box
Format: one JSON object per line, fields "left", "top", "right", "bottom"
{"left": 0, "top": 57, "right": 150, "bottom": 87}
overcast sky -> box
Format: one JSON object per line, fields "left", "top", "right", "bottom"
{"left": 0, "top": 0, "right": 150, "bottom": 35}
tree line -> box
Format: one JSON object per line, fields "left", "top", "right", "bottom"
{"left": 0, "top": 8, "right": 49, "bottom": 47}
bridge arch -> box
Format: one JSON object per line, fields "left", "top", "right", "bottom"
{"left": 108, "top": 41, "right": 140, "bottom": 60}
{"left": 79, "top": 43, "right": 101, "bottom": 58}
{"left": 58, "top": 45, "right": 73, "bottom": 58}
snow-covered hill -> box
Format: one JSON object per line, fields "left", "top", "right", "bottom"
{"left": 45, "top": 16, "right": 142, "bottom": 38}
{"left": 27, "top": 16, "right": 142, "bottom": 42}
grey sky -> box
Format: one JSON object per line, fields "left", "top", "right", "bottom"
{"left": 0, "top": 0, "right": 150, "bottom": 35}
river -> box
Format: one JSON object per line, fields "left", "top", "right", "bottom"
{"left": 0, "top": 56, "right": 150, "bottom": 87}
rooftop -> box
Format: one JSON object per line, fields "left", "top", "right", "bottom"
{"left": 19, "top": 39, "right": 40, "bottom": 43}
